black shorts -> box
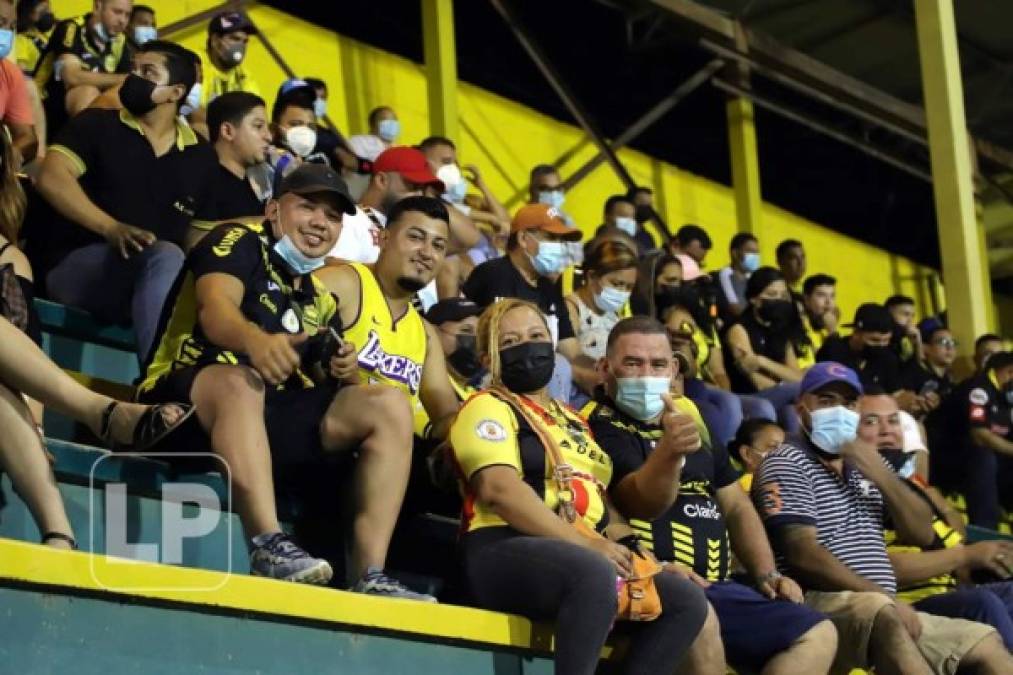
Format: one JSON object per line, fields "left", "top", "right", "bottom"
{"left": 138, "top": 365, "right": 338, "bottom": 467}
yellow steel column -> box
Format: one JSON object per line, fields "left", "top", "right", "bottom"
{"left": 726, "top": 97, "right": 762, "bottom": 235}
{"left": 914, "top": 0, "right": 991, "bottom": 360}
{"left": 422, "top": 0, "right": 459, "bottom": 141}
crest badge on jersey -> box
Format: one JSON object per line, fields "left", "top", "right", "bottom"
{"left": 969, "top": 388, "right": 989, "bottom": 406}
{"left": 476, "top": 419, "right": 507, "bottom": 442}
{"left": 281, "top": 308, "right": 300, "bottom": 333}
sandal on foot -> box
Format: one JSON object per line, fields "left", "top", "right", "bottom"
{"left": 99, "top": 401, "right": 196, "bottom": 451}
{"left": 42, "top": 532, "right": 77, "bottom": 549}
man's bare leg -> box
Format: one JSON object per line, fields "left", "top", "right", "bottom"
{"left": 675, "top": 604, "right": 726, "bottom": 675}
{"left": 189, "top": 365, "right": 280, "bottom": 538}
{"left": 953, "top": 632, "right": 1013, "bottom": 675}
{"left": 320, "top": 385, "right": 413, "bottom": 578}
{"left": 761, "top": 619, "right": 837, "bottom": 675}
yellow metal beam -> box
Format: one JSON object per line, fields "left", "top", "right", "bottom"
{"left": 726, "top": 96, "right": 762, "bottom": 235}
{"left": 421, "top": 0, "right": 459, "bottom": 141}
{"left": 914, "top": 0, "right": 992, "bottom": 361}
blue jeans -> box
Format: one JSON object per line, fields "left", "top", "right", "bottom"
{"left": 46, "top": 241, "right": 185, "bottom": 363}
{"left": 913, "top": 582, "right": 1013, "bottom": 650}
{"left": 683, "top": 380, "right": 777, "bottom": 449}
{"left": 753, "top": 382, "right": 801, "bottom": 433}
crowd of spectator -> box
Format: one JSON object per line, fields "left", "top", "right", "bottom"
{"left": 1, "top": 2, "right": 1012, "bottom": 673}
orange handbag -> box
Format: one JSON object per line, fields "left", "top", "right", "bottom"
{"left": 490, "top": 387, "right": 663, "bottom": 622}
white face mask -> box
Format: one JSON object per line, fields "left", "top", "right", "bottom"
{"left": 436, "top": 163, "right": 463, "bottom": 188}
{"left": 179, "top": 83, "right": 202, "bottom": 117}
{"left": 285, "top": 125, "right": 317, "bottom": 158}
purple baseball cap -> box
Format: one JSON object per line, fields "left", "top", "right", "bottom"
{"left": 800, "top": 362, "right": 863, "bottom": 397}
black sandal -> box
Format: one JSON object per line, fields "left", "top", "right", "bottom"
{"left": 42, "top": 532, "right": 77, "bottom": 549}
{"left": 99, "top": 401, "right": 196, "bottom": 451}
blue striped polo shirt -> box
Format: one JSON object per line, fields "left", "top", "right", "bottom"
{"left": 751, "top": 434, "right": 897, "bottom": 594}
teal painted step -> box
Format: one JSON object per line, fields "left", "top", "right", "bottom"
{"left": 1, "top": 443, "right": 246, "bottom": 574}
{"left": 3, "top": 441, "right": 457, "bottom": 594}
{"left": 0, "top": 586, "right": 554, "bottom": 675}
{"left": 37, "top": 297, "right": 139, "bottom": 386}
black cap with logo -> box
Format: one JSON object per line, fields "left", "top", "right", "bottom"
{"left": 845, "top": 303, "right": 894, "bottom": 333}
{"left": 278, "top": 164, "right": 357, "bottom": 215}
{"left": 208, "top": 12, "right": 257, "bottom": 36}
{"left": 425, "top": 298, "right": 483, "bottom": 325}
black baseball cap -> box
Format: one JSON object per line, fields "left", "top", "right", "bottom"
{"left": 845, "top": 303, "right": 893, "bottom": 333}
{"left": 278, "top": 164, "right": 356, "bottom": 215}
{"left": 988, "top": 351, "right": 1013, "bottom": 371}
{"left": 425, "top": 298, "right": 482, "bottom": 325}
{"left": 208, "top": 12, "right": 257, "bottom": 36}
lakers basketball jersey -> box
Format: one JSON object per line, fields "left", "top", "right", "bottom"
{"left": 343, "top": 263, "right": 427, "bottom": 403}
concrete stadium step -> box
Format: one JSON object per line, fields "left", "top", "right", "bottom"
{"left": 1, "top": 439, "right": 461, "bottom": 596}
{"left": 36, "top": 299, "right": 139, "bottom": 386}
{"left": 0, "top": 539, "right": 567, "bottom": 674}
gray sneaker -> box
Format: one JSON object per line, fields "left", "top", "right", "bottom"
{"left": 352, "top": 568, "right": 437, "bottom": 602}
{"left": 249, "top": 532, "right": 333, "bottom": 585}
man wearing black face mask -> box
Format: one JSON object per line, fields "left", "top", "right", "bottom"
{"left": 416, "top": 298, "right": 483, "bottom": 436}
{"left": 933, "top": 351, "right": 1013, "bottom": 529}
{"left": 817, "top": 304, "right": 926, "bottom": 416}
{"left": 36, "top": 39, "right": 217, "bottom": 363}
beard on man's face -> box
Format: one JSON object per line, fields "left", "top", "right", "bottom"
{"left": 396, "top": 275, "right": 427, "bottom": 293}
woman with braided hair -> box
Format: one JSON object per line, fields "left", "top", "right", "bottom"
{"left": 449, "top": 298, "right": 712, "bottom": 675}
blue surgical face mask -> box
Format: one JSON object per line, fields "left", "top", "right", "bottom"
{"left": 133, "top": 26, "right": 157, "bottom": 45}
{"left": 595, "top": 284, "right": 630, "bottom": 314}
{"left": 313, "top": 97, "right": 327, "bottom": 119}
{"left": 272, "top": 222, "right": 326, "bottom": 275}
{"left": 179, "top": 83, "right": 202, "bottom": 117}
{"left": 743, "top": 251, "right": 761, "bottom": 273}
{"left": 538, "top": 190, "right": 565, "bottom": 210}
{"left": 94, "top": 21, "right": 109, "bottom": 42}
{"left": 528, "top": 240, "right": 567, "bottom": 277}
{"left": 614, "top": 217, "right": 637, "bottom": 237}
{"left": 806, "top": 405, "right": 859, "bottom": 455}
{"left": 444, "top": 180, "right": 468, "bottom": 204}
{"left": 615, "top": 376, "right": 671, "bottom": 421}
{"left": 0, "top": 29, "right": 12, "bottom": 59}
{"left": 377, "top": 118, "right": 400, "bottom": 142}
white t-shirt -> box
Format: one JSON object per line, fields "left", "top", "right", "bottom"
{"left": 348, "top": 134, "right": 387, "bottom": 162}
{"left": 899, "top": 411, "right": 928, "bottom": 453}
{"left": 328, "top": 206, "right": 386, "bottom": 263}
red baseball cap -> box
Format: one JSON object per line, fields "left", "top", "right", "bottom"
{"left": 372, "top": 147, "right": 444, "bottom": 193}
{"left": 511, "top": 203, "right": 582, "bottom": 241}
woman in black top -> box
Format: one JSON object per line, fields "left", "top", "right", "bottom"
{"left": 723, "top": 267, "right": 808, "bottom": 429}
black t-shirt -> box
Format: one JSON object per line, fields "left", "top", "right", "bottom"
{"left": 725, "top": 311, "right": 790, "bottom": 394}
{"left": 462, "top": 255, "right": 575, "bottom": 341}
{"left": 940, "top": 371, "right": 1013, "bottom": 442}
{"left": 902, "top": 363, "right": 954, "bottom": 400}
{"left": 140, "top": 221, "right": 339, "bottom": 394}
{"left": 44, "top": 109, "right": 217, "bottom": 269}
{"left": 191, "top": 163, "right": 265, "bottom": 233}
{"left": 816, "top": 334, "right": 904, "bottom": 391}
{"left": 36, "top": 15, "right": 131, "bottom": 134}
{"left": 586, "top": 396, "right": 740, "bottom": 581}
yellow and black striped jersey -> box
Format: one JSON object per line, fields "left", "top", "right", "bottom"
{"left": 585, "top": 394, "right": 740, "bottom": 581}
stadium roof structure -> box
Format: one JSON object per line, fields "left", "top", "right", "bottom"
{"left": 267, "top": 0, "right": 1013, "bottom": 291}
